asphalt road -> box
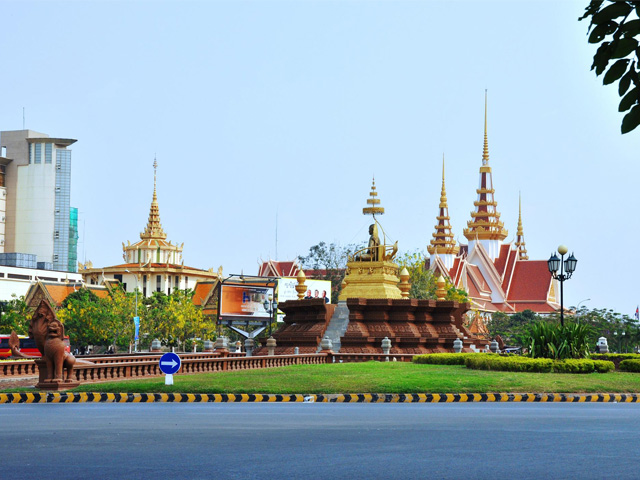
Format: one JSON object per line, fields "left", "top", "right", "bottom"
{"left": 2, "top": 402, "right": 639, "bottom": 479}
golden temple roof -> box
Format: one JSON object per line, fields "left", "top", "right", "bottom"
{"left": 427, "top": 156, "right": 459, "bottom": 255}
{"left": 140, "top": 159, "right": 167, "bottom": 240}
{"left": 463, "top": 91, "right": 508, "bottom": 242}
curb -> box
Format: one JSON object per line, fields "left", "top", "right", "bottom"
{"left": 2, "top": 392, "right": 640, "bottom": 404}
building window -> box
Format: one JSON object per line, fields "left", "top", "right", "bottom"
{"left": 45, "top": 144, "right": 52, "bottom": 164}
{"left": 34, "top": 144, "right": 41, "bottom": 164}
{"left": 114, "top": 274, "right": 123, "bottom": 283}
{"left": 175, "top": 275, "right": 179, "bottom": 290}
{"left": 28, "top": 144, "right": 32, "bottom": 164}
{"left": 156, "top": 275, "right": 161, "bottom": 292}
{"left": 185, "top": 277, "right": 188, "bottom": 289}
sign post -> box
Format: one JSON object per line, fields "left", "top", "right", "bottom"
{"left": 159, "top": 352, "right": 181, "bottom": 385}
{"left": 133, "top": 316, "right": 140, "bottom": 353}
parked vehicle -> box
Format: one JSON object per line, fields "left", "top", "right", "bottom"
{"left": 0, "top": 334, "right": 70, "bottom": 359}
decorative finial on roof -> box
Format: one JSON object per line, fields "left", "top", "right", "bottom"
{"left": 515, "top": 192, "right": 529, "bottom": 260}
{"left": 463, "top": 93, "right": 508, "bottom": 242}
{"left": 428, "top": 155, "right": 459, "bottom": 256}
{"left": 140, "top": 157, "right": 167, "bottom": 240}
{"left": 362, "top": 176, "right": 385, "bottom": 217}
{"left": 482, "top": 89, "right": 489, "bottom": 166}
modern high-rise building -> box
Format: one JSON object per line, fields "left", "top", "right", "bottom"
{"left": 0, "top": 129, "right": 79, "bottom": 273}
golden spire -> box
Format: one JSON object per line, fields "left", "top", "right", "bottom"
{"left": 428, "top": 155, "right": 459, "bottom": 256}
{"left": 362, "top": 176, "right": 385, "bottom": 217}
{"left": 482, "top": 89, "right": 489, "bottom": 166}
{"left": 515, "top": 192, "right": 528, "bottom": 260}
{"left": 140, "top": 158, "right": 167, "bottom": 240}
{"left": 463, "top": 92, "right": 508, "bottom": 242}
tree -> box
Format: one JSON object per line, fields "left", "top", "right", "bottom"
{"left": 0, "top": 295, "right": 31, "bottom": 334}
{"left": 487, "top": 310, "right": 541, "bottom": 346}
{"left": 298, "top": 241, "right": 354, "bottom": 303}
{"left": 580, "top": 1, "right": 640, "bottom": 133}
{"left": 58, "top": 288, "right": 111, "bottom": 347}
{"left": 396, "top": 251, "right": 469, "bottom": 302}
{"left": 103, "top": 285, "right": 138, "bottom": 351}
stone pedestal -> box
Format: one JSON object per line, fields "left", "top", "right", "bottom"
{"left": 339, "top": 260, "right": 402, "bottom": 301}
{"left": 35, "top": 359, "right": 80, "bottom": 391}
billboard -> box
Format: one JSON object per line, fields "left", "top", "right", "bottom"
{"left": 277, "top": 277, "right": 332, "bottom": 304}
{"left": 219, "top": 284, "right": 274, "bottom": 319}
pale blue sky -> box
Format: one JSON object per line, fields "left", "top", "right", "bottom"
{"left": 1, "top": 1, "right": 638, "bottom": 314}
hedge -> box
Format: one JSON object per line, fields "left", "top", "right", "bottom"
{"left": 619, "top": 359, "right": 640, "bottom": 373}
{"left": 591, "top": 353, "right": 640, "bottom": 361}
{"left": 412, "top": 353, "right": 491, "bottom": 366}
{"left": 464, "top": 355, "right": 614, "bottom": 374}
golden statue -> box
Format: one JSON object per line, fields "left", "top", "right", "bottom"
{"left": 339, "top": 179, "right": 402, "bottom": 300}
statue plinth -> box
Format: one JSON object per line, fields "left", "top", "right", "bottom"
{"left": 34, "top": 358, "right": 80, "bottom": 391}
{"left": 339, "top": 259, "right": 402, "bottom": 300}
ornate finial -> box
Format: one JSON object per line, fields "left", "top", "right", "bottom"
{"left": 398, "top": 267, "right": 410, "bottom": 298}
{"left": 295, "top": 269, "right": 307, "bottom": 300}
{"left": 140, "top": 158, "right": 167, "bottom": 240}
{"left": 362, "top": 176, "right": 385, "bottom": 217}
{"left": 428, "top": 155, "right": 459, "bottom": 256}
{"left": 482, "top": 90, "right": 489, "bottom": 165}
{"left": 515, "top": 192, "right": 529, "bottom": 260}
{"left": 435, "top": 275, "right": 447, "bottom": 300}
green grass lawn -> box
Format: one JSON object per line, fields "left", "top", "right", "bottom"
{"left": 44, "top": 361, "right": 640, "bottom": 394}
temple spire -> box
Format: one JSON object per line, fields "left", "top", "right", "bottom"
{"left": 140, "top": 158, "right": 167, "bottom": 240}
{"left": 515, "top": 192, "right": 529, "bottom": 260}
{"left": 427, "top": 154, "right": 459, "bottom": 258}
{"left": 482, "top": 89, "right": 489, "bottom": 165}
{"left": 463, "top": 92, "right": 507, "bottom": 255}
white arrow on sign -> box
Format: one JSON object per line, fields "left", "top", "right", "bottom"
{"left": 161, "top": 359, "right": 178, "bottom": 368}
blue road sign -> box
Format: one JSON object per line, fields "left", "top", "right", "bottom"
{"left": 159, "top": 352, "right": 181, "bottom": 375}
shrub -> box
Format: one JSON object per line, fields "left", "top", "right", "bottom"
{"left": 464, "top": 355, "right": 614, "bottom": 374}
{"left": 527, "top": 322, "right": 593, "bottom": 360}
{"left": 619, "top": 359, "right": 640, "bottom": 373}
{"left": 591, "top": 353, "right": 640, "bottom": 361}
{"left": 412, "top": 353, "right": 489, "bottom": 365}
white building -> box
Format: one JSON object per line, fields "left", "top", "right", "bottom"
{"left": 0, "top": 130, "right": 79, "bottom": 273}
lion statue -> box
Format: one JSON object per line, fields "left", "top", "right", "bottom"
{"left": 43, "top": 319, "right": 76, "bottom": 382}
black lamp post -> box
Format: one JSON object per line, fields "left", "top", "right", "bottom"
{"left": 547, "top": 245, "right": 578, "bottom": 327}
{"left": 263, "top": 294, "right": 278, "bottom": 336}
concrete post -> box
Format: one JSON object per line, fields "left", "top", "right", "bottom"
{"left": 203, "top": 340, "right": 214, "bottom": 352}
{"left": 490, "top": 339, "right": 499, "bottom": 353}
{"left": 267, "top": 336, "right": 277, "bottom": 356}
{"left": 244, "top": 338, "right": 254, "bottom": 357}
{"left": 381, "top": 337, "right": 391, "bottom": 355}
{"left": 453, "top": 338, "right": 463, "bottom": 353}
{"left": 151, "top": 339, "right": 162, "bottom": 352}
{"left": 294, "top": 347, "right": 299, "bottom": 355}
{"left": 597, "top": 336, "right": 609, "bottom": 354}
{"left": 320, "top": 336, "right": 333, "bottom": 352}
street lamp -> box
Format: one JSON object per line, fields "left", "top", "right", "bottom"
{"left": 547, "top": 245, "right": 578, "bottom": 327}
{"left": 125, "top": 269, "right": 140, "bottom": 352}
{"left": 263, "top": 294, "right": 277, "bottom": 336}
{"left": 576, "top": 298, "right": 590, "bottom": 324}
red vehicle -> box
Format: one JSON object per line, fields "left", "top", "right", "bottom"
{"left": 0, "top": 334, "right": 70, "bottom": 359}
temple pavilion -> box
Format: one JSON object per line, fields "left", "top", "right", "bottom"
{"left": 80, "top": 160, "right": 220, "bottom": 296}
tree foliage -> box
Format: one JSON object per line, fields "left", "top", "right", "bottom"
{"left": 396, "top": 251, "right": 468, "bottom": 302}
{"left": 298, "top": 241, "right": 354, "bottom": 303}
{"left": 487, "top": 310, "right": 541, "bottom": 347}
{"left": 580, "top": 1, "right": 640, "bottom": 133}
{"left": 0, "top": 295, "right": 31, "bottom": 334}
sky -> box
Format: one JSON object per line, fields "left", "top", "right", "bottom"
{"left": 1, "top": 0, "right": 638, "bottom": 314}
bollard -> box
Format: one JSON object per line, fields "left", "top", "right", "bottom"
{"left": 214, "top": 336, "right": 228, "bottom": 353}
{"left": 490, "top": 339, "right": 499, "bottom": 353}
{"left": 203, "top": 340, "right": 214, "bottom": 352}
{"left": 267, "top": 336, "right": 277, "bottom": 356}
{"left": 294, "top": 347, "right": 299, "bottom": 355}
{"left": 244, "top": 338, "right": 254, "bottom": 357}
{"left": 151, "top": 339, "right": 162, "bottom": 352}
{"left": 381, "top": 336, "right": 391, "bottom": 361}
{"left": 453, "top": 338, "right": 463, "bottom": 353}
{"left": 320, "top": 336, "right": 333, "bottom": 352}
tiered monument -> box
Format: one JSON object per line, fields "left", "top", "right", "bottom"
{"left": 261, "top": 180, "right": 488, "bottom": 355}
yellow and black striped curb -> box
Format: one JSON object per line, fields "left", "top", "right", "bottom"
{"left": 2, "top": 392, "right": 640, "bottom": 404}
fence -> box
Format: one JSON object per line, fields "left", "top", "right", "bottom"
{"left": 0, "top": 351, "right": 415, "bottom": 384}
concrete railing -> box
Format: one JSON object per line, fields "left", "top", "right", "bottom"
{"left": 0, "top": 351, "right": 415, "bottom": 384}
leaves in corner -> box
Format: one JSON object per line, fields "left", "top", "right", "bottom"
{"left": 621, "top": 104, "right": 640, "bottom": 134}
{"left": 592, "top": 2, "right": 632, "bottom": 25}
{"left": 619, "top": 68, "right": 633, "bottom": 96}
{"left": 612, "top": 37, "right": 638, "bottom": 59}
{"left": 604, "top": 59, "right": 629, "bottom": 84}
{"left": 618, "top": 87, "right": 638, "bottom": 112}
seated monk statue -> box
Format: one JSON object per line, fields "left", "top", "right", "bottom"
{"left": 356, "top": 224, "right": 380, "bottom": 261}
